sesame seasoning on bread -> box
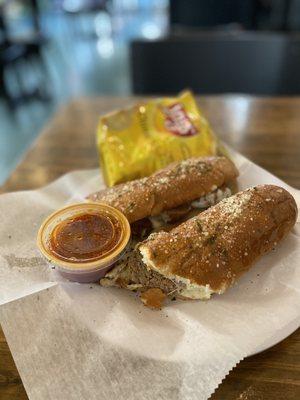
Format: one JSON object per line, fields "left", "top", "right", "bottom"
{"left": 139, "top": 185, "right": 298, "bottom": 299}
{"left": 87, "top": 156, "right": 238, "bottom": 223}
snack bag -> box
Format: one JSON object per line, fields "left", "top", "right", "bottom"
{"left": 97, "top": 91, "right": 217, "bottom": 186}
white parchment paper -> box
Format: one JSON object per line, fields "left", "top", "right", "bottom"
{"left": 0, "top": 149, "right": 299, "bottom": 400}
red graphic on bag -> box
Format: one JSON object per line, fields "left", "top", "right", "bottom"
{"left": 163, "top": 103, "right": 198, "bottom": 137}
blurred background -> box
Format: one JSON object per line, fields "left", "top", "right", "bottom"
{"left": 1, "top": 0, "right": 300, "bottom": 184}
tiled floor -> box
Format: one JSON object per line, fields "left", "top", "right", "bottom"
{"left": 0, "top": 6, "right": 168, "bottom": 185}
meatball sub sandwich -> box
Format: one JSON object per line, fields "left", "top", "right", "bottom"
{"left": 101, "top": 185, "right": 297, "bottom": 308}
{"left": 88, "top": 156, "right": 238, "bottom": 236}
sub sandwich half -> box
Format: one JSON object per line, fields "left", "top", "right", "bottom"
{"left": 101, "top": 185, "right": 297, "bottom": 308}
{"left": 88, "top": 156, "right": 238, "bottom": 237}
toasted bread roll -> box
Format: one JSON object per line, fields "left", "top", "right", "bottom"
{"left": 88, "top": 156, "right": 238, "bottom": 223}
{"left": 139, "top": 185, "right": 297, "bottom": 299}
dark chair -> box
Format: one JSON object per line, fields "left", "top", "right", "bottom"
{"left": 130, "top": 32, "right": 300, "bottom": 95}
{"left": 0, "top": 1, "right": 50, "bottom": 108}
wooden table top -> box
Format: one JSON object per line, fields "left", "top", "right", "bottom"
{"left": 0, "top": 95, "right": 299, "bottom": 400}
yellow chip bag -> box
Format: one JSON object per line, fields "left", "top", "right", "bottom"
{"left": 97, "top": 91, "right": 217, "bottom": 186}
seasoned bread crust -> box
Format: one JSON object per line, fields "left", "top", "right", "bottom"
{"left": 88, "top": 156, "right": 238, "bottom": 223}
{"left": 139, "top": 185, "right": 298, "bottom": 295}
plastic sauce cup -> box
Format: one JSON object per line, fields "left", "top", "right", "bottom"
{"left": 37, "top": 202, "right": 131, "bottom": 283}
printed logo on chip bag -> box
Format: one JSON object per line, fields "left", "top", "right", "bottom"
{"left": 163, "top": 103, "right": 198, "bottom": 137}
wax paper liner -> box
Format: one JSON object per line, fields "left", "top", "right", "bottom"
{"left": 0, "top": 148, "right": 299, "bottom": 400}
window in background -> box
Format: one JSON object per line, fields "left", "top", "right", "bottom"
{"left": 0, "top": 0, "right": 169, "bottom": 184}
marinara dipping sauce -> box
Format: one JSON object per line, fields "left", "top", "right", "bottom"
{"left": 37, "top": 203, "right": 130, "bottom": 282}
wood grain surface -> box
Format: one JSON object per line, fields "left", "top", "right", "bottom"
{"left": 0, "top": 95, "right": 299, "bottom": 400}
